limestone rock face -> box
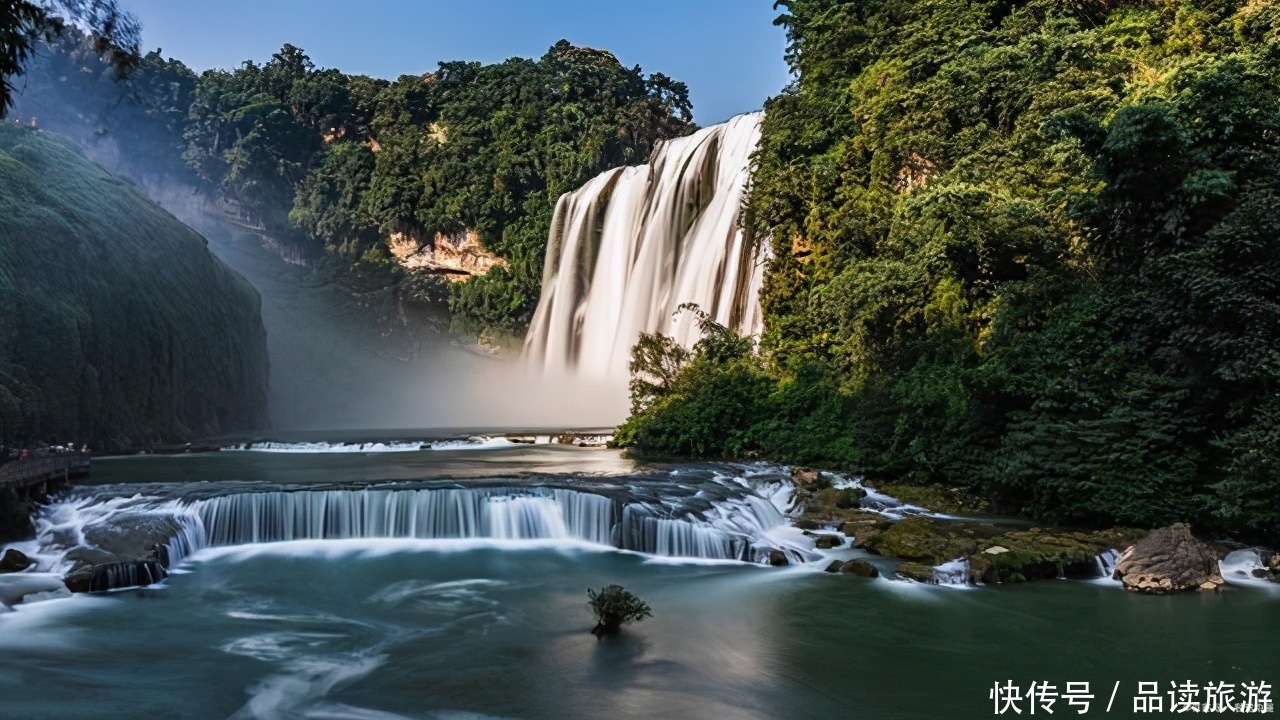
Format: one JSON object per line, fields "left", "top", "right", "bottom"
{"left": 1113, "top": 524, "right": 1223, "bottom": 594}
{"left": 387, "top": 230, "right": 506, "bottom": 280}
{"left": 0, "top": 124, "right": 269, "bottom": 450}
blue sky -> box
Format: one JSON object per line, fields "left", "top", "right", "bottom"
{"left": 120, "top": 0, "right": 794, "bottom": 125}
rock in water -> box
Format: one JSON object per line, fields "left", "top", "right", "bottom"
{"left": 814, "top": 534, "right": 843, "bottom": 549}
{"left": 0, "top": 124, "right": 269, "bottom": 451}
{"left": 0, "top": 548, "right": 32, "bottom": 574}
{"left": 1112, "top": 524, "right": 1223, "bottom": 594}
{"left": 839, "top": 560, "right": 880, "bottom": 578}
{"left": 768, "top": 550, "right": 789, "bottom": 566}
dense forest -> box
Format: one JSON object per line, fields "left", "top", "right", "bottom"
{"left": 619, "top": 0, "right": 1280, "bottom": 544}
{"left": 12, "top": 34, "right": 694, "bottom": 335}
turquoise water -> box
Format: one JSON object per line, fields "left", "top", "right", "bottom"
{"left": 0, "top": 449, "right": 1275, "bottom": 719}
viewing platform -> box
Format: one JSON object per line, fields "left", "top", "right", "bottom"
{"left": 0, "top": 454, "right": 89, "bottom": 541}
{"left": 0, "top": 454, "right": 90, "bottom": 492}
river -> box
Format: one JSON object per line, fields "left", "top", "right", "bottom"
{"left": 0, "top": 443, "right": 1275, "bottom": 720}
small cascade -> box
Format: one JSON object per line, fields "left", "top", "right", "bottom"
{"left": 524, "top": 112, "right": 766, "bottom": 377}
{"left": 23, "top": 478, "right": 817, "bottom": 592}
{"left": 1219, "top": 549, "right": 1278, "bottom": 590}
{"left": 1094, "top": 549, "right": 1120, "bottom": 580}
{"left": 932, "top": 558, "right": 972, "bottom": 587}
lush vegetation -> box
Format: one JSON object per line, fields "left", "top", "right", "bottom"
{"left": 0, "top": 122, "right": 269, "bottom": 450}
{"left": 619, "top": 0, "right": 1280, "bottom": 544}
{"left": 1, "top": 0, "right": 140, "bottom": 112}
{"left": 586, "top": 584, "right": 652, "bottom": 636}
{"left": 13, "top": 35, "right": 694, "bottom": 335}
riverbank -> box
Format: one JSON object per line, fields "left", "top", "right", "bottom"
{"left": 786, "top": 466, "right": 1280, "bottom": 592}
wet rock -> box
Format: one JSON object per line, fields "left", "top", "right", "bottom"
{"left": 1113, "top": 524, "right": 1224, "bottom": 595}
{"left": 895, "top": 562, "right": 934, "bottom": 582}
{"left": 839, "top": 559, "right": 880, "bottom": 578}
{"left": 842, "top": 511, "right": 891, "bottom": 547}
{"left": 62, "top": 567, "right": 96, "bottom": 593}
{"left": 63, "top": 546, "right": 118, "bottom": 569}
{"left": 861, "top": 517, "right": 1142, "bottom": 584}
{"left": 860, "top": 517, "right": 973, "bottom": 564}
{"left": 81, "top": 513, "right": 181, "bottom": 564}
{"left": 790, "top": 467, "right": 821, "bottom": 485}
{"left": 824, "top": 560, "right": 843, "bottom": 574}
{"left": 0, "top": 548, "right": 32, "bottom": 574}
{"left": 794, "top": 519, "right": 824, "bottom": 531}
{"left": 814, "top": 534, "right": 843, "bottom": 550}
{"left": 870, "top": 483, "right": 989, "bottom": 514}
{"left": 768, "top": 550, "right": 789, "bottom": 567}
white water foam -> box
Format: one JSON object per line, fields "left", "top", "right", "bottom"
{"left": 428, "top": 437, "right": 518, "bottom": 451}
{"left": 223, "top": 441, "right": 427, "bottom": 454}
{"left": 1219, "top": 549, "right": 1279, "bottom": 591}
{"left": 931, "top": 558, "right": 973, "bottom": 588}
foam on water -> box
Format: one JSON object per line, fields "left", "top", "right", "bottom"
{"left": 931, "top": 558, "right": 973, "bottom": 588}
{"left": 223, "top": 441, "right": 427, "bottom": 454}
{"left": 428, "top": 437, "right": 518, "bottom": 451}
{"left": 1220, "top": 549, "right": 1279, "bottom": 591}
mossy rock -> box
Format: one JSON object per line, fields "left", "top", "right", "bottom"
{"left": 862, "top": 516, "right": 1145, "bottom": 584}
{"left": 872, "top": 483, "right": 989, "bottom": 514}
{"left": 895, "top": 562, "right": 934, "bottom": 582}
{"left": 860, "top": 517, "right": 980, "bottom": 564}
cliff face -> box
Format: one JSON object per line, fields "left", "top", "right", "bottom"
{"left": 0, "top": 125, "right": 269, "bottom": 450}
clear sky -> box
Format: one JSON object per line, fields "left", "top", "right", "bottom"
{"left": 119, "top": 0, "right": 794, "bottom": 126}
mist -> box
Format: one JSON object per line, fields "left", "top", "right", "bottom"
{"left": 184, "top": 203, "right": 629, "bottom": 433}
{"left": 10, "top": 61, "right": 628, "bottom": 436}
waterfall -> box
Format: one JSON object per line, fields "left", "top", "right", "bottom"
{"left": 931, "top": 558, "right": 972, "bottom": 587}
{"left": 523, "top": 112, "right": 766, "bottom": 376}
{"left": 27, "top": 481, "right": 819, "bottom": 591}
{"left": 1094, "top": 549, "right": 1120, "bottom": 581}
{"left": 190, "top": 486, "right": 793, "bottom": 562}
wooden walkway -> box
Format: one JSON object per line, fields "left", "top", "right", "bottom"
{"left": 0, "top": 455, "right": 90, "bottom": 492}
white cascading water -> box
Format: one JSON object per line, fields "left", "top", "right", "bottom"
{"left": 17, "top": 480, "right": 818, "bottom": 592}
{"left": 523, "top": 112, "right": 766, "bottom": 377}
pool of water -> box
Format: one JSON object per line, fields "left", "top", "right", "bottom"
{"left": 0, "top": 448, "right": 1275, "bottom": 719}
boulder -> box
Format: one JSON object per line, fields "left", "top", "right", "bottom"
{"left": 62, "top": 567, "right": 96, "bottom": 593}
{"left": 839, "top": 559, "right": 880, "bottom": 578}
{"left": 81, "top": 513, "right": 181, "bottom": 565}
{"left": 824, "top": 560, "right": 843, "bottom": 574}
{"left": 768, "top": 550, "right": 789, "bottom": 567}
{"left": 1112, "top": 524, "right": 1224, "bottom": 594}
{"left": 894, "top": 562, "right": 934, "bottom": 582}
{"left": 814, "top": 534, "right": 844, "bottom": 550}
{"left": 790, "top": 467, "right": 821, "bottom": 485}
{"left": 0, "top": 548, "right": 33, "bottom": 574}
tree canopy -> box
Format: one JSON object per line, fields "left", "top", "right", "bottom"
{"left": 619, "top": 0, "right": 1280, "bottom": 544}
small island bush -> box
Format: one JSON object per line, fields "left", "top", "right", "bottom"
{"left": 586, "top": 584, "right": 652, "bottom": 636}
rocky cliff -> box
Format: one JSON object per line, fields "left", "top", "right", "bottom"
{"left": 0, "top": 124, "right": 269, "bottom": 449}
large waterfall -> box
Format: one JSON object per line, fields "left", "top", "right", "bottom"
{"left": 523, "top": 112, "right": 766, "bottom": 376}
